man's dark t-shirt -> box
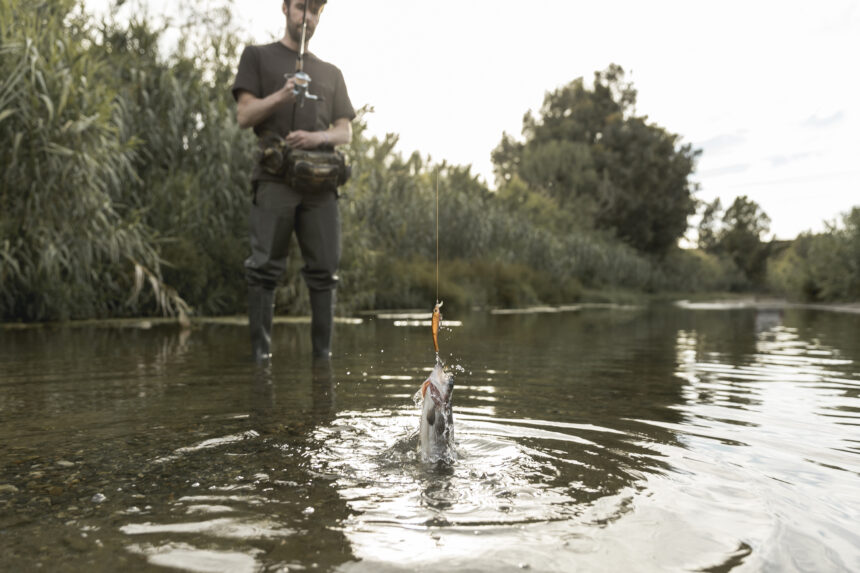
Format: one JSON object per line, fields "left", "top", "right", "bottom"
{"left": 232, "top": 41, "right": 355, "bottom": 182}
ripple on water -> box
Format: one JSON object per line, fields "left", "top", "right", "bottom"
{"left": 308, "top": 407, "right": 639, "bottom": 530}
{"left": 126, "top": 543, "right": 264, "bottom": 573}
{"left": 3, "top": 309, "right": 859, "bottom": 572}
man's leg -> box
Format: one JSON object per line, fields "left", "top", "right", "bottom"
{"left": 245, "top": 181, "right": 300, "bottom": 362}
{"left": 309, "top": 288, "right": 335, "bottom": 358}
{"left": 247, "top": 285, "right": 275, "bottom": 363}
{"left": 295, "top": 189, "right": 341, "bottom": 358}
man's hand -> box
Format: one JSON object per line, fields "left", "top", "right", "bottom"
{"left": 235, "top": 76, "right": 296, "bottom": 129}
{"left": 275, "top": 76, "right": 297, "bottom": 106}
{"left": 285, "top": 129, "right": 326, "bottom": 150}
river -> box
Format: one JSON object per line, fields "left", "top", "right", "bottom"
{"left": 1, "top": 304, "right": 858, "bottom": 572}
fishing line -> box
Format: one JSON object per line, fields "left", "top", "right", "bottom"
{"left": 435, "top": 168, "right": 439, "bottom": 304}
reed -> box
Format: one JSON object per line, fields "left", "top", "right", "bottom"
{"left": 0, "top": 0, "right": 162, "bottom": 320}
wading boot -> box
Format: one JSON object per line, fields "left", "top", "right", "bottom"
{"left": 248, "top": 286, "right": 275, "bottom": 363}
{"left": 310, "top": 288, "right": 335, "bottom": 359}
{"left": 311, "top": 356, "right": 335, "bottom": 418}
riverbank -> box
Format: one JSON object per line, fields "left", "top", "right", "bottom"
{"left": 2, "top": 296, "right": 859, "bottom": 330}
{"left": 675, "top": 298, "right": 860, "bottom": 315}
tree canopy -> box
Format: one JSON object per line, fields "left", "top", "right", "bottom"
{"left": 493, "top": 64, "right": 700, "bottom": 255}
{"left": 697, "top": 195, "right": 772, "bottom": 288}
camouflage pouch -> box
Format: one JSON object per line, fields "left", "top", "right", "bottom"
{"left": 285, "top": 148, "right": 351, "bottom": 193}
{"left": 258, "top": 134, "right": 350, "bottom": 192}
{"left": 259, "top": 135, "right": 290, "bottom": 178}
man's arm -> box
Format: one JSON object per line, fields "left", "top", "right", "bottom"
{"left": 235, "top": 78, "right": 296, "bottom": 129}
{"left": 285, "top": 117, "right": 353, "bottom": 150}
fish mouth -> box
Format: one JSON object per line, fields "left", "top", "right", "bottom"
{"left": 422, "top": 379, "right": 450, "bottom": 409}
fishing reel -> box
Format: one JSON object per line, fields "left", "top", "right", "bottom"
{"left": 287, "top": 3, "right": 320, "bottom": 109}
{"left": 285, "top": 71, "right": 320, "bottom": 108}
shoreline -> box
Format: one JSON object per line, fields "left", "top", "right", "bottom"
{"left": 674, "top": 298, "right": 860, "bottom": 315}
{"left": 2, "top": 298, "right": 859, "bottom": 330}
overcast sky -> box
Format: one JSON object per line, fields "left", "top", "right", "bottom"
{"left": 94, "top": 0, "right": 859, "bottom": 240}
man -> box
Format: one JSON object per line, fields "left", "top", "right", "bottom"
{"left": 232, "top": 0, "right": 355, "bottom": 362}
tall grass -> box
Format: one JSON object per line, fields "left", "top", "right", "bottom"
{"left": 0, "top": 0, "right": 163, "bottom": 320}
{"left": 96, "top": 10, "right": 255, "bottom": 316}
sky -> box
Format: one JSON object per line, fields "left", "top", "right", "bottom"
{"left": 93, "top": 0, "right": 859, "bottom": 240}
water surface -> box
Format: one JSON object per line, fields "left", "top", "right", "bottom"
{"left": 1, "top": 305, "right": 858, "bottom": 571}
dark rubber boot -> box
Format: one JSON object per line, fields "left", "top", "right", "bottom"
{"left": 249, "top": 286, "right": 275, "bottom": 363}
{"left": 311, "top": 357, "right": 335, "bottom": 418}
{"left": 310, "top": 289, "right": 335, "bottom": 358}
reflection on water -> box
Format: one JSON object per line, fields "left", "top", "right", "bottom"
{"left": 1, "top": 306, "right": 858, "bottom": 571}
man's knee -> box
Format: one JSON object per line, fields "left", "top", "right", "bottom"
{"left": 245, "top": 262, "right": 283, "bottom": 291}
{"left": 302, "top": 268, "right": 339, "bottom": 291}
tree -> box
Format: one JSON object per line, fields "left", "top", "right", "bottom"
{"left": 492, "top": 64, "right": 700, "bottom": 256}
{"left": 706, "top": 195, "right": 772, "bottom": 288}
{"left": 697, "top": 197, "right": 722, "bottom": 252}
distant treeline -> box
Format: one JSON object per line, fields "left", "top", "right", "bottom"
{"left": 1, "top": 1, "right": 857, "bottom": 322}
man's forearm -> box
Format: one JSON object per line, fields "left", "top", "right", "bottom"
{"left": 236, "top": 91, "right": 289, "bottom": 129}
{"left": 324, "top": 118, "right": 352, "bottom": 147}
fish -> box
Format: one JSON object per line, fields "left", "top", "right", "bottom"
{"left": 417, "top": 357, "right": 455, "bottom": 462}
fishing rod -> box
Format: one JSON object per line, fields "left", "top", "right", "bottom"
{"left": 289, "top": 1, "right": 320, "bottom": 110}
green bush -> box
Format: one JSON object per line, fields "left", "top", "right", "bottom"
{"left": 768, "top": 208, "right": 860, "bottom": 302}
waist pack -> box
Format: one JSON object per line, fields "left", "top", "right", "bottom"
{"left": 259, "top": 136, "right": 350, "bottom": 193}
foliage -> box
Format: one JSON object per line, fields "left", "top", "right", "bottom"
{"left": 493, "top": 64, "right": 700, "bottom": 256}
{"left": 697, "top": 197, "right": 721, "bottom": 252}
{"left": 4, "top": 2, "right": 839, "bottom": 323}
{"left": 336, "top": 111, "right": 674, "bottom": 311}
{"left": 0, "top": 0, "right": 163, "bottom": 320}
{"left": 696, "top": 195, "right": 772, "bottom": 289}
{"left": 652, "top": 247, "right": 744, "bottom": 294}
{"left": 0, "top": 0, "right": 255, "bottom": 321}
{"left": 768, "top": 207, "right": 860, "bottom": 302}
{"left": 94, "top": 3, "right": 256, "bottom": 315}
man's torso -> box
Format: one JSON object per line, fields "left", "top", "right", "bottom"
{"left": 232, "top": 42, "right": 355, "bottom": 182}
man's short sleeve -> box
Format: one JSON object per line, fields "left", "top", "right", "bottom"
{"left": 232, "top": 46, "right": 260, "bottom": 101}
{"left": 332, "top": 68, "right": 356, "bottom": 122}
